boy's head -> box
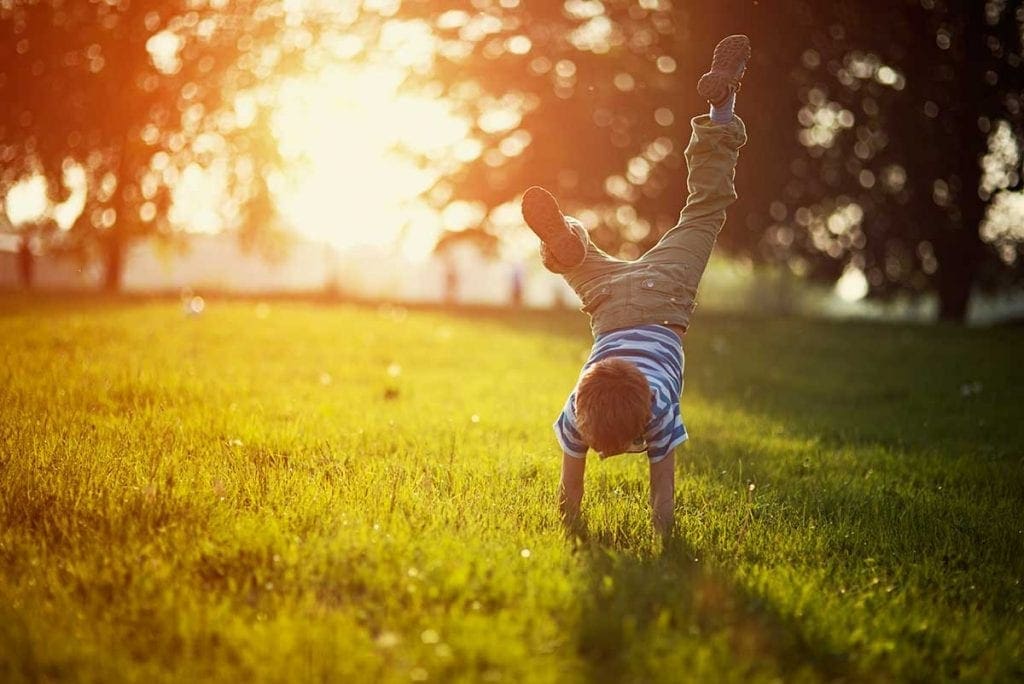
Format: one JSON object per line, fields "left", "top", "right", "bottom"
{"left": 575, "top": 358, "right": 651, "bottom": 456}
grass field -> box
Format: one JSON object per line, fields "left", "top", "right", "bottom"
{"left": 1, "top": 295, "right": 1022, "bottom": 683}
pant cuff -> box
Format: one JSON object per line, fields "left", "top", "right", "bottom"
{"left": 690, "top": 114, "right": 747, "bottom": 149}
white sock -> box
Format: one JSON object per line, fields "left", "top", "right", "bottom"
{"left": 710, "top": 92, "right": 736, "bottom": 124}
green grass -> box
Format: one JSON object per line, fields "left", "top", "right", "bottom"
{"left": 1, "top": 295, "right": 1022, "bottom": 683}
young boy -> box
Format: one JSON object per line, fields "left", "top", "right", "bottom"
{"left": 521, "top": 35, "right": 750, "bottom": 537}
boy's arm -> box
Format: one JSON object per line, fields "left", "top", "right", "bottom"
{"left": 649, "top": 451, "right": 675, "bottom": 538}
{"left": 558, "top": 452, "right": 586, "bottom": 526}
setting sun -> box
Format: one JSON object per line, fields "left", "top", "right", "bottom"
{"left": 270, "top": 60, "right": 471, "bottom": 259}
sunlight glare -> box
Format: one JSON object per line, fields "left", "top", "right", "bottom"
{"left": 52, "top": 164, "right": 88, "bottom": 230}
{"left": 4, "top": 175, "right": 48, "bottom": 226}
{"left": 835, "top": 265, "right": 869, "bottom": 302}
{"left": 272, "top": 61, "right": 473, "bottom": 260}
{"left": 170, "top": 162, "right": 231, "bottom": 234}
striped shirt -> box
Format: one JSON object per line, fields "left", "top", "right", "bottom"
{"left": 554, "top": 324, "right": 687, "bottom": 464}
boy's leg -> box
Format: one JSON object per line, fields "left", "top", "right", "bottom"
{"left": 522, "top": 186, "right": 587, "bottom": 271}
{"left": 639, "top": 116, "right": 746, "bottom": 275}
{"left": 649, "top": 451, "right": 675, "bottom": 538}
{"left": 538, "top": 216, "right": 616, "bottom": 275}
{"left": 639, "top": 35, "right": 750, "bottom": 292}
{"left": 523, "top": 185, "right": 624, "bottom": 292}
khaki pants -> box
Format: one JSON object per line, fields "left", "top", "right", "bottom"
{"left": 544, "top": 115, "right": 747, "bottom": 336}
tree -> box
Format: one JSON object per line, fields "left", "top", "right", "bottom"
{"left": 0, "top": 0, "right": 306, "bottom": 291}
{"left": 417, "top": 0, "right": 1022, "bottom": 321}
{"left": 402, "top": 2, "right": 847, "bottom": 277}
{"left": 419, "top": 1, "right": 718, "bottom": 256}
{"left": 5, "top": 0, "right": 1019, "bottom": 318}
{"left": 0, "top": 174, "right": 61, "bottom": 289}
{"left": 742, "top": 0, "right": 1024, "bottom": 320}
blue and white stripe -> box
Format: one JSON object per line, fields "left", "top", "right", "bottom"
{"left": 554, "top": 324, "right": 687, "bottom": 463}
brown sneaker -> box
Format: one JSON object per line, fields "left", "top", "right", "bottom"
{"left": 697, "top": 34, "right": 750, "bottom": 106}
{"left": 522, "top": 186, "right": 585, "bottom": 268}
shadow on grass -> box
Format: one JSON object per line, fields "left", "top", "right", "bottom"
{"left": 569, "top": 527, "right": 857, "bottom": 682}
{"left": 512, "top": 311, "right": 1024, "bottom": 679}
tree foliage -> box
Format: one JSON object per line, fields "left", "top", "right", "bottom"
{"left": 2, "top": 0, "right": 1022, "bottom": 320}
{"left": 768, "top": 0, "right": 1024, "bottom": 320}
{"left": 0, "top": 0, "right": 303, "bottom": 289}
{"left": 415, "top": 0, "right": 1024, "bottom": 320}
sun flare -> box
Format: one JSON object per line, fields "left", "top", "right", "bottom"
{"left": 270, "top": 62, "right": 470, "bottom": 260}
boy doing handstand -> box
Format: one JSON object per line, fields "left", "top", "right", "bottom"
{"left": 521, "top": 35, "right": 750, "bottom": 537}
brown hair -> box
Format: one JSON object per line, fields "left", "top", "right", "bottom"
{"left": 575, "top": 358, "right": 651, "bottom": 456}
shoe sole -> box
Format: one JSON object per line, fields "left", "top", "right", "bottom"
{"left": 697, "top": 34, "right": 751, "bottom": 105}
{"left": 522, "top": 186, "right": 585, "bottom": 267}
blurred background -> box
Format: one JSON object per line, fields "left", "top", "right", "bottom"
{"left": 1, "top": 0, "right": 1022, "bottom": 324}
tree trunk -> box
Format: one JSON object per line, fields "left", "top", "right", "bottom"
{"left": 935, "top": 251, "right": 974, "bottom": 321}
{"left": 931, "top": 0, "right": 989, "bottom": 323}
{"left": 103, "top": 234, "right": 123, "bottom": 293}
{"left": 17, "top": 235, "right": 33, "bottom": 290}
